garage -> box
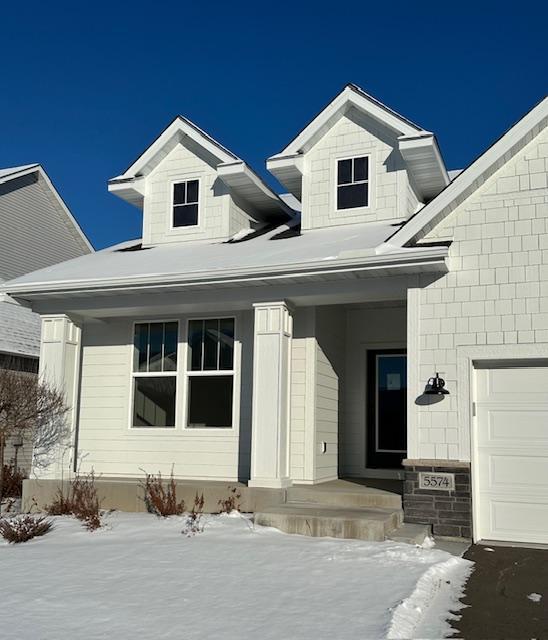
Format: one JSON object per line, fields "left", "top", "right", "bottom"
{"left": 473, "top": 363, "right": 548, "bottom": 544}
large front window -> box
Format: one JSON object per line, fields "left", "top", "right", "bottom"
{"left": 337, "top": 156, "right": 369, "bottom": 209}
{"left": 132, "top": 322, "right": 178, "bottom": 427}
{"left": 186, "top": 318, "right": 235, "bottom": 428}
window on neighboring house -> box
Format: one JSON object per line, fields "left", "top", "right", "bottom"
{"left": 132, "top": 322, "right": 178, "bottom": 427}
{"left": 336, "top": 156, "right": 369, "bottom": 209}
{"left": 186, "top": 318, "right": 235, "bottom": 428}
{"left": 173, "top": 179, "right": 199, "bottom": 227}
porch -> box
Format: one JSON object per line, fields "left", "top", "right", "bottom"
{"left": 23, "top": 476, "right": 425, "bottom": 543}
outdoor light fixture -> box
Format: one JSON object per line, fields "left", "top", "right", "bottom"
{"left": 425, "top": 372, "right": 449, "bottom": 395}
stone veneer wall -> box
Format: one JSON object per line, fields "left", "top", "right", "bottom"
{"left": 402, "top": 459, "right": 472, "bottom": 538}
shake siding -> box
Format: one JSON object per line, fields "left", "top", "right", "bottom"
{"left": 143, "top": 143, "right": 230, "bottom": 247}
{"left": 413, "top": 126, "right": 548, "bottom": 460}
{"left": 76, "top": 313, "right": 253, "bottom": 480}
{"left": 301, "top": 109, "right": 415, "bottom": 231}
{"left": 341, "top": 304, "right": 407, "bottom": 477}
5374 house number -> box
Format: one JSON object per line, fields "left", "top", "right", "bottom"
{"left": 418, "top": 472, "right": 455, "bottom": 491}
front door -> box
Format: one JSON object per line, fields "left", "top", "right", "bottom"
{"left": 366, "top": 349, "right": 407, "bottom": 468}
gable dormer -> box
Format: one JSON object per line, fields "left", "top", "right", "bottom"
{"left": 267, "top": 84, "right": 449, "bottom": 231}
{"left": 109, "top": 116, "right": 291, "bottom": 247}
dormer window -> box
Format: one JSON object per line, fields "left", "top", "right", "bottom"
{"left": 337, "top": 156, "right": 369, "bottom": 210}
{"left": 173, "top": 179, "right": 199, "bottom": 227}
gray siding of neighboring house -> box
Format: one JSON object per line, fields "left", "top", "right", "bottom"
{"left": 0, "top": 172, "right": 89, "bottom": 281}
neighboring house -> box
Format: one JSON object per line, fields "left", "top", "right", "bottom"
{"left": 3, "top": 85, "right": 547, "bottom": 545}
{"left": 0, "top": 164, "right": 92, "bottom": 468}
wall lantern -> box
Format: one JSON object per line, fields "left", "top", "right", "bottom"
{"left": 425, "top": 372, "right": 449, "bottom": 395}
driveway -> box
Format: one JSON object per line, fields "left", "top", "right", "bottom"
{"left": 452, "top": 544, "right": 548, "bottom": 639}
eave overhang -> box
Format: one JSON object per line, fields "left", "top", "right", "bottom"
{"left": 3, "top": 246, "right": 448, "bottom": 300}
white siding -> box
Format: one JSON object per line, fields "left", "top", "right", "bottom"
{"left": 341, "top": 303, "right": 407, "bottom": 476}
{"left": 142, "top": 143, "right": 255, "bottom": 247}
{"left": 314, "top": 307, "right": 345, "bottom": 481}
{"left": 301, "top": 109, "right": 420, "bottom": 231}
{"left": 411, "top": 125, "right": 548, "bottom": 461}
{"left": 75, "top": 312, "right": 253, "bottom": 480}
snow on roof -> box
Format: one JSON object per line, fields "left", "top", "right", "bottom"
{"left": 4, "top": 220, "right": 409, "bottom": 292}
{"left": 0, "top": 299, "right": 40, "bottom": 358}
{"left": 0, "top": 164, "right": 39, "bottom": 181}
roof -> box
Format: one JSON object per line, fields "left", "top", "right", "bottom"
{"left": 0, "top": 164, "right": 39, "bottom": 181}
{"left": 1, "top": 219, "right": 447, "bottom": 297}
{"left": 266, "top": 84, "right": 449, "bottom": 202}
{"left": 0, "top": 297, "right": 40, "bottom": 358}
{"left": 108, "top": 115, "right": 292, "bottom": 223}
{"left": 390, "top": 95, "right": 548, "bottom": 248}
{"left": 0, "top": 163, "right": 93, "bottom": 254}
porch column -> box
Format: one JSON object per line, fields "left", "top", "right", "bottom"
{"left": 36, "top": 315, "right": 82, "bottom": 479}
{"left": 249, "top": 301, "right": 293, "bottom": 488}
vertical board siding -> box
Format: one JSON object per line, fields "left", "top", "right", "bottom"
{"left": 415, "top": 126, "right": 548, "bottom": 460}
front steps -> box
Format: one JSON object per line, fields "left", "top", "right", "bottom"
{"left": 254, "top": 480, "right": 431, "bottom": 543}
{"left": 254, "top": 503, "right": 403, "bottom": 541}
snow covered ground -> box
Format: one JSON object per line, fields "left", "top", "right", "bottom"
{"left": 0, "top": 512, "right": 472, "bottom": 639}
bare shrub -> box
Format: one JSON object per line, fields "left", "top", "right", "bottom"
{"left": 0, "top": 364, "right": 69, "bottom": 498}
{"left": 218, "top": 486, "right": 242, "bottom": 514}
{"left": 182, "top": 492, "right": 205, "bottom": 537}
{"left": 140, "top": 470, "right": 185, "bottom": 517}
{"left": 1, "top": 460, "right": 26, "bottom": 499}
{"left": 0, "top": 514, "right": 53, "bottom": 543}
{"left": 46, "top": 470, "right": 102, "bottom": 530}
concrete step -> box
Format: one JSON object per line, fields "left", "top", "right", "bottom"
{"left": 387, "top": 523, "right": 431, "bottom": 546}
{"left": 254, "top": 503, "right": 403, "bottom": 541}
{"left": 286, "top": 482, "right": 402, "bottom": 510}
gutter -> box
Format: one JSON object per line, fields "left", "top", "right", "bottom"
{"left": 2, "top": 247, "right": 448, "bottom": 298}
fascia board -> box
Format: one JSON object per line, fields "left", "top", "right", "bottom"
{"left": 279, "top": 86, "right": 423, "bottom": 156}
{"left": 2, "top": 247, "right": 448, "bottom": 296}
{"left": 391, "top": 96, "right": 548, "bottom": 248}
{"left": 113, "top": 116, "right": 238, "bottom": 181}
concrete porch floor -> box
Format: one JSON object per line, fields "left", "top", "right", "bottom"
{"left": 23, "top": 475, "right": 421, "bottom": 543}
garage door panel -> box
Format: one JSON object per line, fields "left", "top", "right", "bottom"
{"left": 482, "top": 499, "right": 548, "bottom": 544}
{"left": 475, "top": 364, "right": 548, "bottom": 544}
{"left": 477, "top": 367, "right": 548, "bottom": 404}
{"left": 487, "top": 454, "right": 548, "bottom": 493}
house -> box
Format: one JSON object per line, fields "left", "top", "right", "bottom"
{"left": 0, "top": 163, "right": 92, "bottom": 470}
{"left": 3, "top": 85, "right": 547, "bottom": 544}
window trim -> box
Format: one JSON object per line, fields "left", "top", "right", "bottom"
{"left": 169, "top": 177, "right": 202, "bottom": 231}
{"left": 129, "top": 319, "right": 181, "bottom": 430}
{"left": 334, "top": 154, "right": 371, "bottom": 212}
{"left": 183, "top": 316, "right": 238, "bottom": 431}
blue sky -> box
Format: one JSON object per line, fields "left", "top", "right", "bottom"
{"left": 1, "top": 0, "right": 546, "bottom": 249}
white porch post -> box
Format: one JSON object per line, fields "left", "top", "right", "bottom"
{"left": 249, "top": 301, "right": 293, "bottom": 488}
{"left": 36, "top": 315, "right": 82, "bottom": 479}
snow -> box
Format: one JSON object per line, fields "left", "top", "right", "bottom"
{"left": 527, "top": 593, "right": 542, "bottom": 603}
{"left": 0, "top": 512, "right": 472, "bottom": 640}
{"left": 3, "top": 219, "right": 414, "bottom": 291}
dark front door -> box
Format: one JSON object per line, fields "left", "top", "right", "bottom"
{"left": 366, "top": 349, "right": 407, "bottom": 469}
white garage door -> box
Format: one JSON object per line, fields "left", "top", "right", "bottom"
{"left": 474, "top": 364, "right": 548, "bottom": 544}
